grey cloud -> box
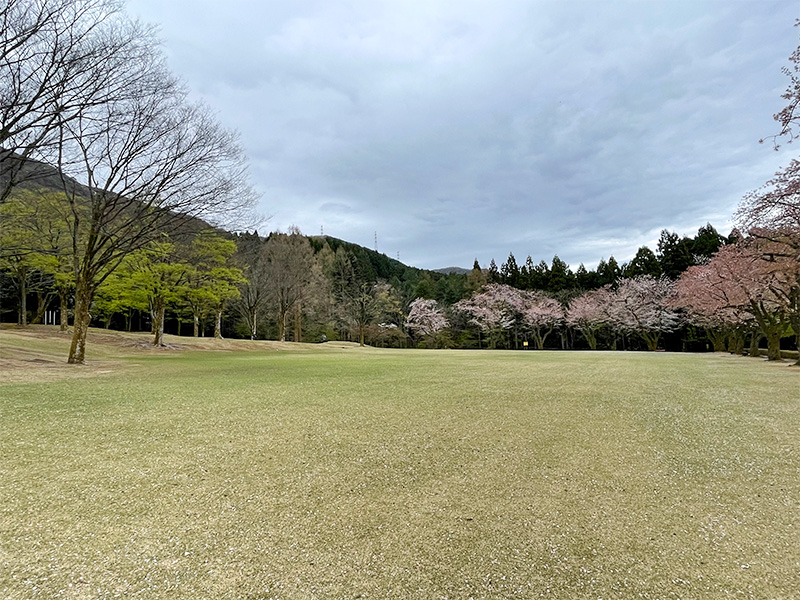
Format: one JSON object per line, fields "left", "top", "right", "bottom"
{"left": 126, "top": 0, "right": 797, "bottom": 269}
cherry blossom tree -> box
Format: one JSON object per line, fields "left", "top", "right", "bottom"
{"left": 673, "top": 261, "right": 753, "bottom": 353}
{"left": 521, "top": 292, "right": 563, "bottom": 349}
{"left": 761, "top": 19, "right": 800, "bottom": 149}
{"left": 454, "top": 283, "right": 519, "bottom": 348}
{"left": 567, "top": 287, "right": 613, "bottom": 350}
{"left": 405, "top": 298, "right": 449, "bottom": 344}
{"left": 718, "top": 242, "right": 794, "bottom": 360}
{"left": 736, "top": 22, "right": 800, "bottom": 362}
{"left": 607, "top": 276, "right": 680, "bottom": 351}
{"left": 737, "top": 160, "right": 800, "bottom": 235}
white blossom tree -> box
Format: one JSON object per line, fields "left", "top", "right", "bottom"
{"left": 405, "top": 298, "right": 449, "bottom": 345}
{"left": 454, "top": 283, "right": 519, "bottom": 348}
{"left": 567, "top": 287, "right": 613, "bottom": 350}
{"left": 607, "top": 276, "right": 680, "bottom": 351}
{"left": 521, "top": 292, "right": 563, "bottom": 350}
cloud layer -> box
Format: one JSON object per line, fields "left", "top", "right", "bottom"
{"left": 127, "top": 0, "right": 798, "bottom": 269}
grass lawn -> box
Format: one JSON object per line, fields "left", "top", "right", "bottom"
{"left": 1, "top": 329, "right": 798, "bottom": 599}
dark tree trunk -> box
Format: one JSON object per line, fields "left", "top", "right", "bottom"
{"left": 293, "top": 306, "right": 302, "bottom": 342}
{"left": 59, "top": 288, "right": 69, "bottom": 332}
{"left": 18, "top": 274, "right": 27, "bottom": 326}
{"left": 68, "top": 281, "right": 93, "bottom": 364}
{"left": 707, "top": 328, "right": 727, "bottom": 352}
{"left": 31, "top": 291, "right": 51, "bottom": 324}
{"left": 766, "top": 332, "right": 781, "bottom": 361}
{"left": 748, "top": 332, "right": 763, "bottom": 357}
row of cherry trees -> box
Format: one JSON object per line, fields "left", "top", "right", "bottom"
{"left": 406, "top": 276, "right": 679, "bottom": 352}
{"left": 406, "top": 244, "right": 794, "bottom": 361}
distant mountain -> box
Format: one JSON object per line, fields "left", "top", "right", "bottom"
{"left": 2, "top": 155, "right": 465, "bottom": 282}
{"left": 1, "top": 151, "right": 91, "bottom": 199}
{"left": 433, "top": 266, "right": 470, "bottom": 275}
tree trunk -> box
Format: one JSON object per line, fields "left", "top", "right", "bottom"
{"left": 583, "top": 329, "right": 597, "bottom": 350}
{"left": 152, "top": 299, "right": 166, "bottom": 347}
{"left": 293, "top": 306, "right": 302, "bottom": 342}
{"left": 790, "top": 287, "right": 800, "bottom": 366}
{"left": 748, "top": 332, "right": 763, "bottom": 357}
{"left": 31, "top": 292, "right": 50, "bottom": 324}
{"left": 729, "top": 329, "right": 745, "bottom": 355}
{"left": 250, "top": 310, "right": 257, "bottom": 340}
{"left": 765, "top": 331, "right": 781, "bottom": 361}
{"left": 19, "top": 274, "right": 27, "bottom": 326}
{"left": 359, "top": 325, "right": 365, "bottom": 347}
{"left": 278, "top": 307, "right": 287, "bottom": 342}
{"left": 193, "top": 314, "right": 200, "bottom": 337}
{"left": 707, "top": 328, "right": 727, "bottom": 352}
{"left": 68, "top": 281, "right": 93, "bottom": 364}
{"left": 533, "top": 332, "right": 545, "bottom": 350}
{"left": 59, "top": 288, "right": 69, "bottom": 332}
{"left": 642, "top": 332, "right": 660, "bottom": 351}
{"left": 214, "top": 307, "right": 223, "bottom": 339}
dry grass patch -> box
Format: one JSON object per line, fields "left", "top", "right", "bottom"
{"left": 0, "top": 325, "right": 367, "bottom": 383}
{"left": 1, "top": 338, "right": 798, "bottom": 599}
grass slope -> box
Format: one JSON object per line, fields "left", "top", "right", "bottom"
{"left": 1, "top": 330, "right": 798, "bottom": 599}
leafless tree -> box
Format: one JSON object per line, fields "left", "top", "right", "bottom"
{"left": 59, "top": 85, "right": 256, "bottom": 362}
{"left": 233, "top": 234, "right": 271, "bottom": 340}
{"left": 1, "top": 0, "right": 165, "bottom": 201}
{"left": 263, "top": 230, "right": 315, "bottom": 342}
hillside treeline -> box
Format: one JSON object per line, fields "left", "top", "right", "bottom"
{"left": 2, "top": 190, "right": 796, "bottom": 361}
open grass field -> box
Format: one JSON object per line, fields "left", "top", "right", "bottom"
{"left": 1, "top": 327, "right": 798, "bottom": 599}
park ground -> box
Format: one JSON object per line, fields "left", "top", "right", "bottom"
{"left": 1, "top": 326, "right": 798, "bottom": 599}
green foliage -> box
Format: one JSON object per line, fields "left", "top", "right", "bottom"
{"left": 500, "top": 252, "right": 520, "bottom": 287}
{"left": 596, "top": 256, "right": 622, "bottom": 286}
{"left": 0, "top": 189, "right": 73, "bottom": 324}
{"left": 183, "top": 231, "right": 244, "bottom": 333}
{"left": 657, "top": 230, "right": 694, "bottom": 279}
{"left": 624, "top": 246, "right": 662, "bottom": 278}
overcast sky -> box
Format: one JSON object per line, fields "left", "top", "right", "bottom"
{"left": 126, "top": 0, "right": 797, "bottom": 270}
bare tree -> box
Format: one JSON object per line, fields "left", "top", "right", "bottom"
{"left": 232, "top": 234, "right": 270, "bottom": 340}
{"left": 263, "top": 230, "right": 314, "bottom": 342}
{"left": 59, "top": 84, "right": 255, "bottom": 362}
{"left": 1, "top": 0, "right": 166, "bottom": 201}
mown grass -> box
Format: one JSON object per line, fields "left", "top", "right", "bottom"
{"left": 1, "top": 343, "right": 798, "bottom": 599}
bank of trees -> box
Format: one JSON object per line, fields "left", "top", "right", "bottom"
{"left": 3, "top": 197, "right": 796, "bottom": 358}
{"left": 1, "top": 0, "right": 255, "bottom": 363}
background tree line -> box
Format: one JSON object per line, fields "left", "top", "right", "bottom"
{"left": 3, "top": 203, "right": 796, "bottom": 362}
